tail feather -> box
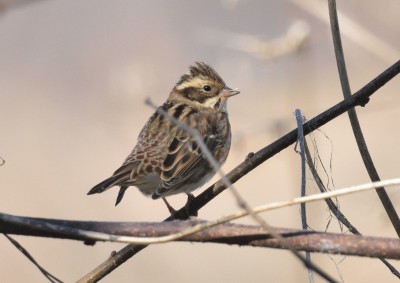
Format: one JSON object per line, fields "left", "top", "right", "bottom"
{"left": 115, "top": 186, "right": 128, "bottom": 206}
{"left": 88, "top": 162, "right": 138, "bottom": 195}
{"left": 87, "top": 174, "right": 127, "bottom": 195}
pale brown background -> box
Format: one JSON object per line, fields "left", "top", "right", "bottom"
{"left": 1, "top": 0, "right": 400, "bottom": 282}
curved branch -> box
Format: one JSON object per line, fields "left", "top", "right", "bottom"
{"left": 328, "top": 0, "right": 400, "bottom": 238}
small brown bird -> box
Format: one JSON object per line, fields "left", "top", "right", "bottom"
{"left": 88, "top": 62, "right": 239, "bottom": 213}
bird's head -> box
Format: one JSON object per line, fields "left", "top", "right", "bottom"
{"left": 169, "top": 62, "right": 239, "bottom": 110}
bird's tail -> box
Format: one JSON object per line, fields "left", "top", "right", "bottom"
{"left": 88, "top": 162, "right": 139, "bottom": 205}
{"left": 87, "top": 174, "right": 127, "bottom": 195}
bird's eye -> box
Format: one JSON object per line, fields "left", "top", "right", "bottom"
{"left": 203, "top": 85, "right": 212, "bottom": 92}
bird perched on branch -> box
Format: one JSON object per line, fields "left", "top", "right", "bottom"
{"left": 88, "top": 62, "right": 239, "bottom": 214}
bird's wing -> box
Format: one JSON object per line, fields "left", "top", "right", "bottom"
{"left": 153, "top": 128, "right": 219, "bottom": 199}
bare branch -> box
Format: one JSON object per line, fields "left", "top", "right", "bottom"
{"left": 3, "top": 234, "right": 63, "bottom": 283}
{"left": 2, "top": 178, "right": 400, "bottom": 246}
{"left": 2, "top": 217, "right": 400, "bottom": 260}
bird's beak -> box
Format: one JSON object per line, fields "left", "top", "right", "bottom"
{"left": 219, "top": 86, "right": 240, "bottom": 98}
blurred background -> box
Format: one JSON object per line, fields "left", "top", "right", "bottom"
{"left": 1, "top": 0, "right": 399, "bottom": 282}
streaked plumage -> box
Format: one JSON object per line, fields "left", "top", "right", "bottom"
{"left": 88, "top": 62, "right": 239, "bottom": 210}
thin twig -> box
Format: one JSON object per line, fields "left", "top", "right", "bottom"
{"left": 304, "top": 140, "right": 358, "bottom": 233}
{"left": 3, "top": 234, "right": 63, "bottom": 283}
{"left": 295, "top": 110, "right": 314, "bottom": 283}
{"left": 327, "top": 0, "right": 400, "bottom": 237}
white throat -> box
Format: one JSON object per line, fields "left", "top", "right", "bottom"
{"left": 202, "top": 96, "right": 228, "bottom": 112}
{"left": 203, "top": 96, "right": 220, "bottom": 108}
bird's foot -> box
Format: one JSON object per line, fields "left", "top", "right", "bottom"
{"left": 162, "top": 194, "right": 198, "bottom": 219}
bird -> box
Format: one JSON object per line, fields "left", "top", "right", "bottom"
{"left": 88, "top": 62, "right": 239, "bottom": 214}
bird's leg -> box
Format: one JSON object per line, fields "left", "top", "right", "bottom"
{"left": 184, "top": 193, "right": 198, "bottom": 217}
{"left": 162, "top": 197, "right": 177, "bottom": 215}
{"left": 162, "top": 194, "right": 198, "bottom": 218}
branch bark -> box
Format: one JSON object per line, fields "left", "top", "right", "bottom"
{"left": 2, "top": 215, "right": 400, "bottom": 260}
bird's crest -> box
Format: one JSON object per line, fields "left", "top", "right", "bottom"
{"left": 176, "top": 62, "right": 225, "bottom": 86}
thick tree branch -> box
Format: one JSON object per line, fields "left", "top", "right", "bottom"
{"left": 2, "top": 215, "right": 400, "bottom": 260}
